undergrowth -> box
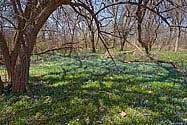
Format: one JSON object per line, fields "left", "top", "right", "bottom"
{"left": 0, "top": 52, "right": 187, "bottom": 125}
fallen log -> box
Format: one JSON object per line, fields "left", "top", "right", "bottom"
{"left": 122, "top": 50, "right": 136, "bottom": 55}
{"left": 117, "top": 58, "right": 179, "bottom": 69}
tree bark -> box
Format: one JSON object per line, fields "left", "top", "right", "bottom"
{"left": 0, "top": 29, "right": 35, "bottom": 95}
{"left": 120, "top": 39, "right": 125, "bottom": 51}
{"left": 175, "top": 27, "right": 181, "bottom": 52}
{"left": 112, "top": 0, "right": 119, "bottom": 48}
{"left": 120, "top": 33, "right": 128, "bottom": 51}
{"left": 8, "top": 32, "right": 34, "bottom": 96}
{"left": 11, "top": 51, "right": 30, "bottom": 93}
{"left": 136, "top": 0, "right": 149, "bottom": 54}
{"left": 90, "top": 29, "right": 96, "bottom": 53}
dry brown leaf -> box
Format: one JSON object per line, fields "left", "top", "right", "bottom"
{"left": 119, "top": 111, "right": 127, "bottom": 117}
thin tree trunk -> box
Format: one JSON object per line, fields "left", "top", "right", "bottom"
{"left": 136, "top": 0, "right": 149, "bottom": 54}
{"left": 91, "top": 29, "right": 96, "bottom": 53}
{"left": 120, "top": 36, "right": 127, "bottom": 51}
{"left": 175, "top": 0, "right": 183, "bottom": 52}
{"left": 112, "top": 0, "right": 119, "bottom": 48}
{"left": 120, "top": 38, "right": 124, "bottom": 51}
{"left": 175, "top": 28, "right": 181, "bottom": 52}
{"left": 84, "top": 33, "right": 88, "bottom": 50}
{"left": 137, "top": 21, "right": 149, "bottom": 54}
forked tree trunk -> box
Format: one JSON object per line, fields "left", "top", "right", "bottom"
{"left": 0, "top": 0, "right": 72, "bottom": 95}
{"left": 3, "top": 31, "right": 36, "bottom": 95}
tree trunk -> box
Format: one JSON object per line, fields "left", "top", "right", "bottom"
{"left": 0, "top": 31, "right": 31, "bottom": 93}
{"left": 112, "top": 0, "right": 119, "bottom": 48}
{"left": 137, "top": 21, "right": 149, "bottom": 54}
{"left": 120, "top": 33, "right": 128, "bottom": 51}
{"left": 91, "top": 30, "right": 96, "bottom": 53}
{"left": 0, "top": 0, "right": 72, "bottom": 95}
{"left": 175, "top": 28, "right": 181, "bottom": 52}
{"left": 7, "top": 31, "right": 35, "bottom": 96}
{"left": 136, "top": 0, "right": 149, "bottom": 54}
{"left": 120, "top": 38, "right": 125, "bottom": 51}
{"left": 11, "top": 53, "right": 30, "bottom": 93}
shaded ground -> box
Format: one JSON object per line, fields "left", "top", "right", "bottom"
{"left": 0, "top": 54, "right": 187, "bottom": 125}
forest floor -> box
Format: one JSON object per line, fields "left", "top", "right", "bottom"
{"left": 0, "top": 50, "right": 187, "bottom": 125}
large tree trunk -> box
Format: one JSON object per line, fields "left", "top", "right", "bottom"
{"left": 0, "top": 0, "right": 72, "bottom": 95}
{"left": 11, "top": 52, "right": 30, "bottom": 93}
{"left": 1, "top": 30, "right": 36, "bottom": 95}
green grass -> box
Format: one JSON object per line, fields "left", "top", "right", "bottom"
{"left": 0, "top": 52, "right": 187, "bottom": 125}
{"left": 157, "top": 50, "right": 187, "bottom": 66}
